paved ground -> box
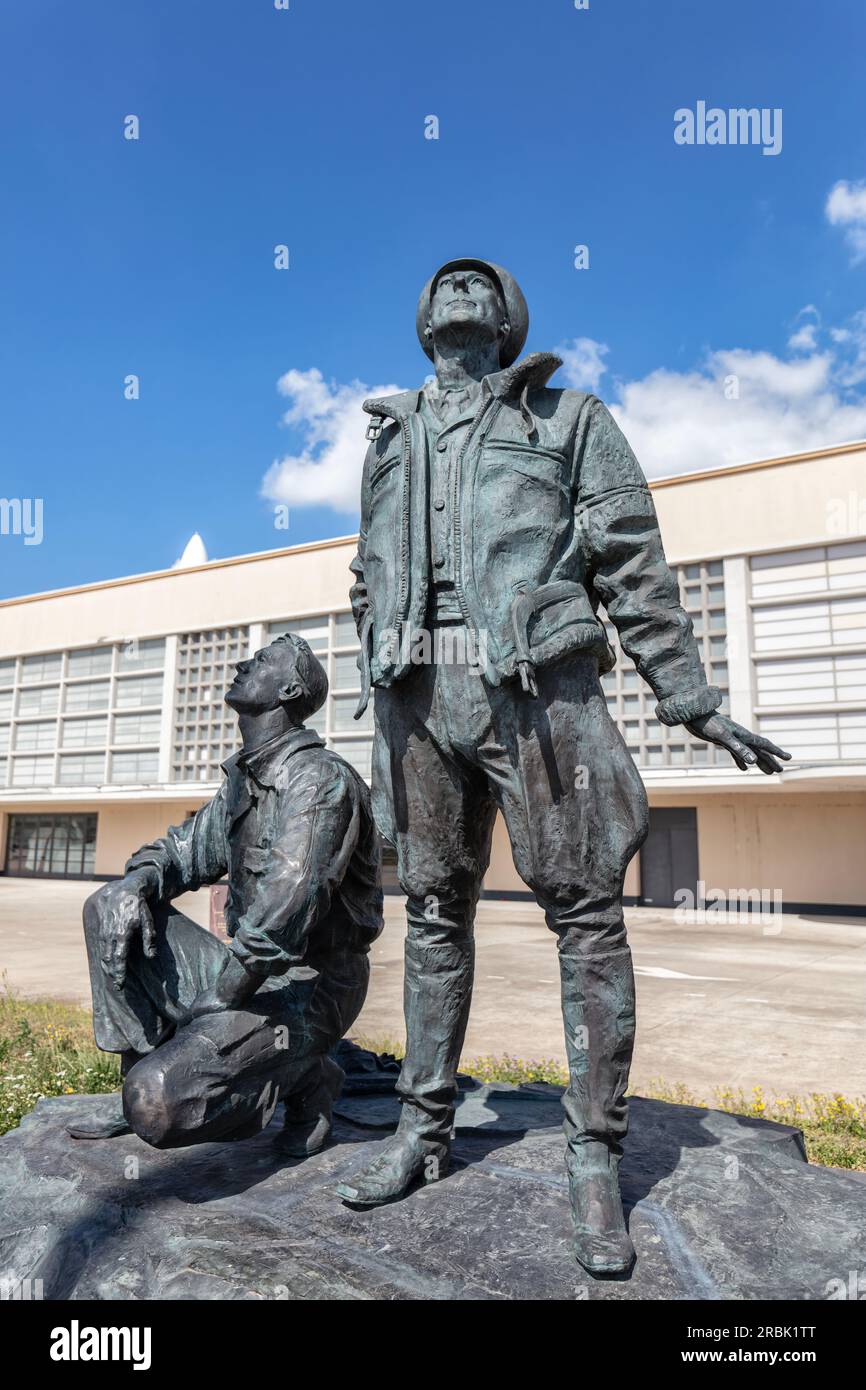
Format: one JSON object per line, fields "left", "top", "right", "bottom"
{"left": 1, "top": 877, "right": 864, "bottom": 1095}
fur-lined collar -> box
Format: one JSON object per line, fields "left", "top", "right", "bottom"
{"left": 363, "top": 351, "right": 563, "bottom": 422}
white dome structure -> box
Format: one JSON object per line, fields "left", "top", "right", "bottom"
{"left": 173, "top": 532, "right": 209, "bottom": 569}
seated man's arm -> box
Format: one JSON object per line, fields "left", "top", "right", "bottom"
{"left": 125, "top": 787, "right": 230, "bottom": 901}
{"left": 90, "top": 789, "right": 230, "bottom": 989}
{"left": 229, "top": 759, "right": 360, "bottom": 986}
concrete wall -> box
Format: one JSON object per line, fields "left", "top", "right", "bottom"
{"left": 0, "top": 537, "right": 359, "bottom": 656}
{"left": 487, "top": 792, "right": 866, "bottom": 909}
{"left": 651, "top": 790, "right": 866, "bottom": 908}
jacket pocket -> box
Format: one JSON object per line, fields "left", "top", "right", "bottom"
{"left": 369, "top": 453, "right": 401, "bottom": 490}
{"left": 243, "top": 846, "right": 271, "bottom": 874}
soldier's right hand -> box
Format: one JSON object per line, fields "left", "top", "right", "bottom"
{"left": 90, "top": 867, "right": 160, "bottom": 989}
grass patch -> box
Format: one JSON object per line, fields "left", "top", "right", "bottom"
{"left": 0, "top": 984, "right": 119, "bottom": 1136}
{"left": 1, "top": 999, "right": 862, "bottom": 1172}
{"left": 353, "top": 1034, "right": 866, "bottom": 1172}
{"left": 644, "top": 1080, "right": 866, "bottom": 1172}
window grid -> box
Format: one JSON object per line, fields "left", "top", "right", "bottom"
{"left": 750, "top": 542, "right": 866, "bottom": 762}
{"left": 170, "top": 628, "right": 249, "bottom": 783}
{"left": 265, "top": 613, "right": 372, "bottom": 776}
{"left": 0, "top": 639, "right": 165, "bottom": 789}
{"left": 601, "top": 560, "right": 728, "bottom": 767}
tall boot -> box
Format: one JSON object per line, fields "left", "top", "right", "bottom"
{"left": 559, "top": 942, "right": 636, "bottom": 1276}
{"left": 336, "top": 931, "right": 473, "bottom": 1205}
{"left": 279, "top": 1054, "right": 345, "bottom": 1157}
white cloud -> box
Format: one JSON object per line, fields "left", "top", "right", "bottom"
{"left": 263, "top": 310, "right": 866, "bottom": 508}
{"left": 261, "top": 368, "right": 403, "bottom": 515}
{"left": 555, "top": 317, "right": 866, "bottom": 478}
{"left": 825, "top": 180, "right": 866, "bottom": 263}
{"left": 787, "top": 304, "right": 820, "bottom": 352}
{"left": 556, "top": 337, "right": 610, "bottom": 392}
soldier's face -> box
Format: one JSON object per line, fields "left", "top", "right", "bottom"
{"left": 225, "top": 643, "right": 300, "bottom": 714}
{"left": 429, "top": 270, "right": 503, "bottom": 344}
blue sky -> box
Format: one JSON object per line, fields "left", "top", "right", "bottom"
{"left": 1, "top": 0, "right": 865, "bottom": 599}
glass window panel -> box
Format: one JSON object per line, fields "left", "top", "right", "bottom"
{"left": 64, "top": 680, "right": 109, "bottom": 712}
{"left": 304, "top": 704, "right": 327, "bottom": 735}
{"left": 266, "top": 617, "right": 329, "bottom": 652}
{"left": 707, "top": 560, "right": 724, "bottom": 577}
{"left": 110, "top": 750, "right": 159, "bottom": 784}
{"left": 4, "top": 813, "right": 97, "bottom": 877}
{"left": 332, "top": 739, "right": 372, "bottom": 779}
{"left": 58, "top": 753, "right": 104, "bottom": 785}
{"left": 115, "top": 675, "right": 163, "bottom": 708}
{"left": 333, "top": 653, "right": 361, "bottom": 690}
{"left": 0, "top": 659, "right": 15, "bottom": 686}
{"left": 112, "top": 712, "right": 161, "bottom": 745}
{"left": 13, "top": 720, "right": 56, "bottom": 751}
{"left": 11, "top": 755, "right": 54, "bottom": 786}
{"left": 0, "top": 691, "right": 13, "bottom": 717}
{"left": 332, "top": 695, "right": 372, "bottom": 731}
{"left": 67, "top": 646, "right": 112, "bottom": 678}
{"left": 18, "top": 685, "right": 59, "bottom": 716}
{"left": 61, "top": 716, "right": 108, "bottom": 748}
{"left": 20, "top": 652, "right": 62, "bottom": 683}
{"left": 0, "top": 726, "right": 9, "bottom": 753}
{"left": 333, "top": 613, "right": 360, "bottom": 648}
{"left": 117, "top": 638, "right": 165, "bottom": 671}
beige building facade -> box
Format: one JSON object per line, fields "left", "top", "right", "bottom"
{"left": 1, "top": 440, "right": 864, "bottom": 914}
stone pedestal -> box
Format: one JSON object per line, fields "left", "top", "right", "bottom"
{"left": 1, "top": 1074, "right": 863, "bottom": 1300}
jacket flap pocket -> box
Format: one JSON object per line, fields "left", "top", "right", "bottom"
{"left": 243, "top": 847, "right": 270, "bottom": 873}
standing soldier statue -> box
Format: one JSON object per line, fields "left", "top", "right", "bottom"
{"left": 336, "top": 259, "right": 790, "bottom": 1275}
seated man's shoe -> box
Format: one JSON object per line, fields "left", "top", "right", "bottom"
{"left": 568, "top": 1141, "right": 635, "bottom": 1277}
{"left": 67, "top": 1106, "right": 131, "bottom": 1140}
{"left": 335, "top": 1129, "right": 449, "bottom": 1206}
{"left": 279, "top": 1055, "right": 345, "bottom": 1157}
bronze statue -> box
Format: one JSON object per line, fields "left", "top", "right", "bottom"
{"left": 71, "top": 634, "right": 383, "bottom": 1153}
{"left": 337, "top": 259, "right": 790, "bottom": 1275}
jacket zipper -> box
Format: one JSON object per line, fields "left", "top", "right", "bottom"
{"left": 395, "top": 413, "right": 413, "bottom": 626}
{"left": 452, "top": 396, "right": 503, "bottom": 635}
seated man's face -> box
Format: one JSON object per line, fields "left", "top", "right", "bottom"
{"left": 429, "top": 269, "right": 503, "bottom": 345}
{"left": 225, "top": 643, "right": 300, "bottom": 715}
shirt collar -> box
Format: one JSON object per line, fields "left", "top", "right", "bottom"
{"left": 221, "top": 726, "right": 324, "bottom": 787}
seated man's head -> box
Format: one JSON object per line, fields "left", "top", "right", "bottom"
{"left": 225, "top": 634, "right": 328, "bottom": 726}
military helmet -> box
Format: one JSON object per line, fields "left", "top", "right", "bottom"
{"left": 416, "top": 258, "right": 529, "bottom": 368}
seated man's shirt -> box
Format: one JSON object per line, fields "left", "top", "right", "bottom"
{"left": 126, "top": 726, "right": 383, "bottom": 978}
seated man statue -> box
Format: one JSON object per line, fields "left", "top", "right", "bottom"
{"left": 69, "top": 632, "right": 383, "bottom": 1153}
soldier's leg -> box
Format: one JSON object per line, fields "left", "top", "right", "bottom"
{"left": 124, "top": 955, "right": 370, "bottom": 1150}
{"left": 337, "top": 668, "right": 497, "bottom": 1205}
{"left": 71, "top": 898, "right": 230, "bottom": 1139}
{"left": 486, "top": 656, "right": 649, "bottom": 1275}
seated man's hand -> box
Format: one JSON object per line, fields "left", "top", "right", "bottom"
{"left": 89, "top": 867, "right": 161, "bottom": 989}
{"left": 685, "top": 713, "right": 792, "bottom": 775}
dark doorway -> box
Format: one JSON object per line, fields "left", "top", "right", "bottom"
{"left": 4, "top": 812, "right": 98, "bottom": 878}
{"left": 639, "top": 807, "right": 698, "bottom": 908}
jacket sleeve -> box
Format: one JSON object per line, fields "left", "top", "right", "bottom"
{"left": 125, "top": 785, "right": 230, "bottom": 900}
{"left": 574, "top": 396, "right": 722, "bottom": 726}
{"left": 229, "top": 760, "right": 362, "bottom": 976}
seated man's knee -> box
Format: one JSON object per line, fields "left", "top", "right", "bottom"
{"left": 123, "top": 1056, "right": 182, "bottom": 1149}
{"left": 82, "top": 889, "right": 105, "bottom": 938}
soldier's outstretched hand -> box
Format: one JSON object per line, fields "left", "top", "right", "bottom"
{"left": 684, "top": 713, "right": 792, "bottom": 775}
